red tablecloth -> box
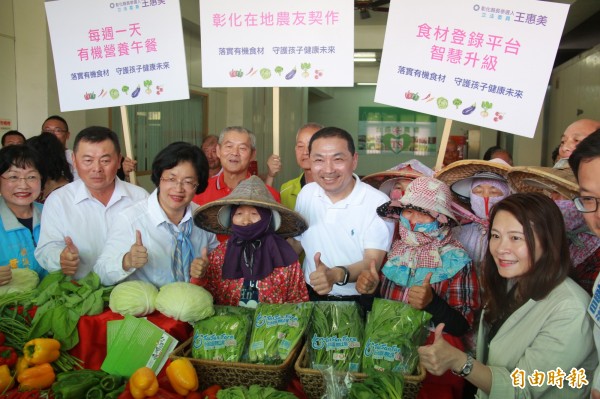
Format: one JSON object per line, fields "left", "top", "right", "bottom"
{"left": 69, "top": 309, "right": 192, "bottom": 370}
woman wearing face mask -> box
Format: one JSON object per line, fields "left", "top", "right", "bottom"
{"left": 508, "top": 166, "right": 600, "bottom": 295}
{"left": 418, "top": 193, "right": 596, "bottom": 399}
{"left": 193, "top": 176, "right": 309, "bottom": 308}
{"left": 436, "top": 159, "right": 511, "bottom": 279}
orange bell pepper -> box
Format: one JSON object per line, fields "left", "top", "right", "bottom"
{"left": 16, "top": 362, "right": 55, "bottom": 390}
{"left": 0, "top": 364, "right": 15, "bottom": 394}
{"left": 129, "top": 367, "right": 159, "bottom": 399}
{"left": 23, "top": 338, "right": 61, "bottom": 365}
{"left": 14, "top": 357, "right": 29, "bottom": 377}
{"left": 165, "top": 358, "right": 198, "bottom": 396}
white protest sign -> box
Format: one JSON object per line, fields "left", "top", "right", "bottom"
{"left": 45, "top": 0, "right": 189, "bottom": 112}
{"left": 375, "top": 0, "right": 569, "bottom": 138}
{"left": 200, "top": 0, "right": 354, "bottom": 88}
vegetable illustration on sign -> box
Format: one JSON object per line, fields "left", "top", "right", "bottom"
{"left": 285, "top": 67, "right": 297, "bottom": 80}
{"left": 274, "top": 66, "right": 284, "bottom": 76}
{"left": 110, "top": 89, "right": 119, "bottom": 99}
{"left": 122, "top": 85, "right": 129, "bottom": 95}
{"left": 480, "top": 101, "right": 493, "bottom": 117}
{"left": 131, "top": 86, "right": 141, "bottom": 98}
{"left": 452, "top": 98, "right": 462, "bottom": 109}
{"left": 436, "top": 97, "right": 448, "bottom": 109}
{"left": 260, "top": 68, "right": 271, "bottom": 79}
{"left": 462, "top": 103, "right": 476, "bottom": 115}
{"left": 300, "top": 62, "right": 311, "bottom": 78}
{"left": 493, "top": 112, "right": 505, "bottom": 122}
{"left": 143, "top": 80, "right": 153, "bottom": 94}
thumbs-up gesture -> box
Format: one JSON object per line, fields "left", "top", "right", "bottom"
{"left": 190, "top": 247, "right": 209, "bottom": 279}
{"left": 309, "top": 252, "right": 334, "bottom": 295}
{"left": 408, "top": 272, "right": 433, "bottom": 309}
{"left": 356, "top": 259, "right": 379, "bottom": 295}
{"left": 418, "top": 323, "right": 458, "bottom": 376}
{"left": 0, "top": 265, "right": 12, "bottom": 286}
{"left": 124, "top": 230, "right": 147, "bottom": 270}
{"left": 60, "top": 236, "right": 80, "bottom": 275}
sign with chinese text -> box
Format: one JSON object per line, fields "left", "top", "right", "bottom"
{"left": 200, "top": 0, "right": 354, "bottom": 88}
{"left": 45, "top": 0, "right": 189, "bottom": 112}
{"left": 375, "top": 0, "right": 569, "bottom": 138}
{"left": 357, "top": 107, "right": 436, "bottom": 156}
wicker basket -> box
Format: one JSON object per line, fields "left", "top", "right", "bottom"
{"left": 294, "top": 343, "right": 425, "bottom": 399}
{"left": 170, "top": 337, "right": 301, "bottom": 391}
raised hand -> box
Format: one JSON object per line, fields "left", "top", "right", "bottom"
{"left": 309, "top": 252, "right": 333, "bottom": 295}
{"left": 356, "top": 259, "right": 379, "bottom": 294}
{"left": 0, "top": 265, "right": 12, "bottom": 286}
{"left": 60, "top": 236, "right": 80, "bottom": 275}
{"left": 418, "top": 323, "right": 458, "bottom": 376}
{"left": 190, "top": 247, "right": 209, "bottom": 279}
{"left": 125, "top": 230, "right": 148, "bottom": 269}
{"left": 408, "top": 272, "right": 433, "bottom": 309}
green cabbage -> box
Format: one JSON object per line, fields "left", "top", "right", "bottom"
{"left": 155, "top": 282, "right": 214, "bottom": 323}
{"left": 109, "top": 280, "right": 158, "bottom": 316}
{"left": 0, "top": 268, "right": 39, "bottom": 295}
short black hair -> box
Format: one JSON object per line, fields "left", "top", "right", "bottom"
{"left": 308, "top": 126, "right": 355, "bottom": 155}
{"left": 26, "top": 133, "right": 73, "bottom": 182}
{"left": 569, "top": 129, "right": 600, "bottom": 180}
{"left": 0, "top": 144, "right": 47, "bottom": 188}
{"left": 151, "top": 142, "right": 209, "bottom": 195}
{"left": 73, "top": 126, "right": 121, "bottom": 155}
{"left": 2, "top": 130, "right": 26, "bottom": 146}
{"left": 483, "top": 145, "right": 502, "bottom": 161}
{"left": 42, "top": 115, "right": 69, "bottom": 132}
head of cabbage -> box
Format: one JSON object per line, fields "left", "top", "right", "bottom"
{"left": 0, "top": 268, "right": 39, "bottom": 295}
{"left": 155, "top": 282, "right": 214, "bottom": 323}
{"left": 109, "top": 281, "right": 158, "bottom": 317}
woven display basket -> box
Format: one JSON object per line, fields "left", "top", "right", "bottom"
{"left": 170, "top": 337, "right": 301, "bottom": 391}
{"left": 294, "top": 343, "right": 426, "bottom": 399}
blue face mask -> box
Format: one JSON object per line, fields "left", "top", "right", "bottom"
{"left": 399, "top": 214, "right": 439, "bottom": 233}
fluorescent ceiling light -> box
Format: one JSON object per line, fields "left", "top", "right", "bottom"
{"left": 353, "top": 51, "right": 379, "bottom": 63}
{"left": 356, "top": 83, "right": 377, "bottom": 86}
{"left": 354, "top": 57, "right": 377, "bottom": 62}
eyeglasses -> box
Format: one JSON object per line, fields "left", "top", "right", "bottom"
{"left": 43, "top": 127, "right": 68, "bottom": 134}
{"left": 160, "top": 177, "right": 199, "bottom": 190}
{"left": 573, "top": 196, "right": 600, "bottom": 213}
{"left": 1, "top": 175, "right": 41, "bottom": 184}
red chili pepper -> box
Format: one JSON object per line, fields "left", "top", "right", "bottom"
{"left": 0, "top": 346, "right": 17, "bottom": 368}
{"left": 199, "top": 385, "right": 221, "bottom": 399}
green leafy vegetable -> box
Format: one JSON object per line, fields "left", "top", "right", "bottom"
{"left": 0, "top": 268, "right": 39, "bottom": 295}
{"left": 308, "top": 301, "right": 364, "bottom": 372}
{"left": 348, "top": 371, "right": 404, "bottom": 399}
{"left": 361, "top": 298, "right": 431, "bottom": 374}
{"left": 216, "top": 384, "right": 297, "bottom": 399}
{"left": 248, "top": 302, "right": 313, "bottom": 364}
{"left": 192, "top": 306, "right": 253, "bottom": 362}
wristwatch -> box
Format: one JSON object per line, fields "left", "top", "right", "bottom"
{"left": 451, "top": 354, "right": 474, "bottom": 377}
{"left": 334, "top": 266, "right": 349, "bottom": 286}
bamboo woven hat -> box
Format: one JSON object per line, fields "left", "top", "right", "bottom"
{"left": 362, "top": 160, "right": 434, "bottom": 196}
{"left": 435, "top": 158, "right": 511, "bottom": 202}
{"left": 507, "top": 166, "right": 579, "bottom": 200}
{"left": 193, "top": 175, "right": 308, "bottom": 238}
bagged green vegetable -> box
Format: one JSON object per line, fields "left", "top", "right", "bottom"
{"left": 109, "top": 281, "right": 158, "bottom": 317}
{"left": 308, "top": 301, "right": 364, "bottom": 372}
{"left": 155, "top": 282, "right": 214, "bottom": 323}
{"left": 248, "top": 302, "right": 313, "bottom": 364}
{"left": 348, "top": 370, "right": 404, "bottom": 399}
{"left": 216, "top": 384, "right": 297, "bottom": 399}
{"left": 192, "top": 306, "right": 253, "bottom": 362}
{"left": 361, "top": 298, "right": 431, "bottom": 374}
{"left": 0, "top": 268, "right": 39, "bottom": 295}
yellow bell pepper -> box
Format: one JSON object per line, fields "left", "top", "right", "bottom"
{"left": 17, "top": 362, "right": 55, "bottom": 390}
{"left": 23, "top": 338, "right": 61, "bottom": 365}
{"left": 166, "top": 358, "right": 198, "bottom": 396}
{"left": 129, "top": 367, "right": 158, "bottom": 399}
{"left": 14, "top": 357, "right": 29, "bottom": 377}
{"left": 0, "top": 364, "right": 15, "bottom": 393}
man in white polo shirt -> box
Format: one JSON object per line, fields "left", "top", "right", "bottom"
{"left": 291, "top": 127, "right": 394, "bottom": 303}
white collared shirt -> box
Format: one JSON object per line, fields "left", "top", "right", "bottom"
{"left": 294, "top": 174, "right": 394, "bottom": 296}
{"left": 94, "top": 189, "right": 218, "bottom": 287}
{"left": 35, "top": 178, "right": 148, "bottom": 279}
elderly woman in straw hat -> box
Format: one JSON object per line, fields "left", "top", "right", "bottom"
{"left": 508, "top": 166, "right": 600, "bottom": 294}
{"left": 436, "top": 159, "right": 511, "bottom": 279}
{"left": 193, "top": 175, "right": 309, "bottom": 307}
{"left": 362, "top": 159, "right": 433, "bottom": 201}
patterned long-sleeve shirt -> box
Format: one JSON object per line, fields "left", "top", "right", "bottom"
{"left": 205, "top": 240, "right": 309, "bottom": 306}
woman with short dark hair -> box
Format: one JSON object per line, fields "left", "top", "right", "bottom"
{"left": 94, "top": 142, "right": 218, "bottom": 287}
{"left": 0, "top": 145, "right": 48, "bottom": 284}
{"left": 419, "top": 193, "right": 597, "bottom": 398}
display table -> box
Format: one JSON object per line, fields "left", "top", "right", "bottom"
{"left": 69, "top": 309, "right": 192, "bottom": 370}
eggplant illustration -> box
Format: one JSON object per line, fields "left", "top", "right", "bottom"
{"left": 131, "top": 86, "right": 141, "bottom": 98}
{"left": 285, "top": 68, "right": 297, "bottom": 80}
{"left": 462, "top": 103, "right": 476, "bottom": 115}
